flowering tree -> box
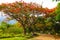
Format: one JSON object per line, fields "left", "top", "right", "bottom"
{"left": 0, "top": 1, "right": 55, "bottom": 35}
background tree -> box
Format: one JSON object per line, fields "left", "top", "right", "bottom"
{"left": 53, "top": 3, "right": 60, "bottom": 34}
{"left": 0, "top": 1, "right": 43, "bottom": 35}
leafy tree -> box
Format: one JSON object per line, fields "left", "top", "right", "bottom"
{"left": 53, "top": 3, "right": 60, "bottom": 34}
{"left": 55, "top": 3, "right": 60, "bottom": 22}
{"left": 0, "top": 1, "right": 55, "bottom": 35}
{"left": 0, "top": 1, "right": 42, "bottom": 35}
{"left": 0, "top": 22, "right": 8, "bottom": 33}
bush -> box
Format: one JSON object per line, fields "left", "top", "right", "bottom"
{"left": 6, "top": 27, "right": 24, "bottom": 34}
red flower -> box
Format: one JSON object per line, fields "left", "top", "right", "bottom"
{"left": 30, "top": 5, "right": 36, "bottom": 10}
{"left": 15, "top": 8, "right": 21, "bottom": 13}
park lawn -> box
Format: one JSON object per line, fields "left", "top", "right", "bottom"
{"left": 0, "top": 33, "right": 29, "bottom": 40}
{"left": 0, "top": 33, "right": 32, "bottom": 40}
{"left": 0, "top": 36, "right": 27, "bottom": 40}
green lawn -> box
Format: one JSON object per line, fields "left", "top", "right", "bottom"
{"left": 0, "top": 33, "right": 31, "bottom": 40}
{"left": 0, "top": 37, "right": 27, "bottom": 40}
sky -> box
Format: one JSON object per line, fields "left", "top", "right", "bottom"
{"left": 0, "top": 0, "right": 59, "bottom": 24}
{"left": 23, "top": 0, "right": 58, "bottom": 9}
{"left": 0, "top": 12, "right": 7, "bottom": 21}
{"left": 8, "top": 19, "right": 17, "bottom": 24}
{"left": 0, "top": 0, "right": 58, "bottom": 9}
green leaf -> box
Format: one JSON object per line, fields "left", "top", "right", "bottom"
{"left": 55, "top": 14, "right": 60, "bottom": 21}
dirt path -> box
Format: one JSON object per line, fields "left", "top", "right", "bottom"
{"left": 28, "top": 34, "right": 60, "bottom": 40}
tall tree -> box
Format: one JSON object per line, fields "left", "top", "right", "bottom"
{"left": 0, "top": 1, "right": 55, "bottom": 35}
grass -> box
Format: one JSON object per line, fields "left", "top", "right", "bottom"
{"left": 0, "top": 37, "right": 27, "bottom": 40}
{"left": 0, "top": 33, "right": 32, "bottom": 40}
{"left": 0, "top": 34, "right": 28, "bottom": 40}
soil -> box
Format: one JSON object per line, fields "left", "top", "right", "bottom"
{"left": 28, "top": 34, "right": 60, "bottom": 40}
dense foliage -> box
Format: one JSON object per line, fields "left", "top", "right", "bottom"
{"left": 0, "top": 1, "right": 60, "bottom": 36}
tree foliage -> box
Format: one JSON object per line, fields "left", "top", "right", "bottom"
{"left": 0, "top": 1, "right": 56, "bottom": 35}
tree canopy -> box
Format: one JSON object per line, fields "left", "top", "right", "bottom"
{"left": 0, "top": 1, "right": 56, "bottom": 34}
